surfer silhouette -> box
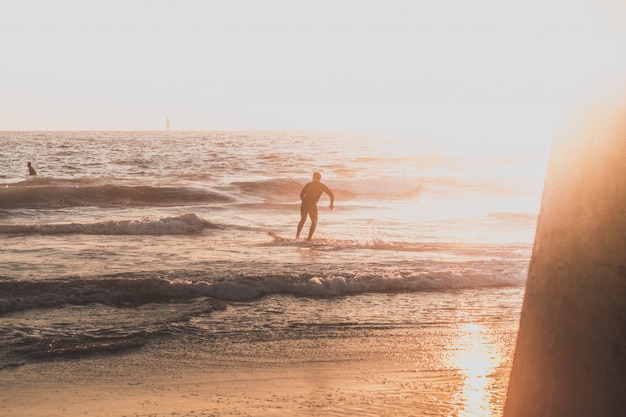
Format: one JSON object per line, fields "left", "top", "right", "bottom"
{"left": 27, "top": 162, "right": 37, "bottom": 176}
{"left": 296, "top": 172, "right": 334, "bottom": 240}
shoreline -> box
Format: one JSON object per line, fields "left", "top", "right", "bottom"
{"left": 1, "top": 323, "right": 518, "bottom": 417}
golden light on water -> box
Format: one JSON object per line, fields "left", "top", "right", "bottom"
{"left": 447, "top": 323, "right": 503, "bottom": 417}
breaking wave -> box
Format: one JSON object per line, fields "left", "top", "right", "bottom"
{"left": 0, "top": 178, "right": 232, "bottom": 209}
{"left": 0, "top": 265, "right": 527, "bottom": 316}
{"left": 0, "top": 213, "right": 218, "bottom": 235}
{"left": 231, "top": 175, "right": 424, "bottom": 200}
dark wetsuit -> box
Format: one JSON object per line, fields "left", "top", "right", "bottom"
{"left": 300, "top": 180, "right": 334, "bottom": 223}
{"left": 297, "top": 179, "right": 334, "bottom": 239}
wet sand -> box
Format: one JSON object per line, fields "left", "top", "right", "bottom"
{"left": 2, "top": 362, "right": 429, "bottom": 417}
{"left": 0, "top": 324, "right": 517, "bottom": 417}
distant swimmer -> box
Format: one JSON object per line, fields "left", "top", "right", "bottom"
{"left": 296, "top": 172, "right": 334, "bottom": 240}
{"left": 27, "top": 161, "right": 37, "bottom": 176}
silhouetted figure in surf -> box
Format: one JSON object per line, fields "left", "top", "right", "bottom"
{"left": 296, "top": 172, "right": 334, "bottom": 240}
{"left": 27, "top": 161, "right": 37, "bottom": 176}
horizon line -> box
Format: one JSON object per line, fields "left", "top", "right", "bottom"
{"left": 0, "top": 128, "right": 366, "bottom": 133}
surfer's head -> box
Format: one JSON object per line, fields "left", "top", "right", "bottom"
{"left": 313, "top": 172, "right": 321, "bottom": 181}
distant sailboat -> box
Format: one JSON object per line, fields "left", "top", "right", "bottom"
{"left": 165, "top": 117, "right": 170, "bottom": 131}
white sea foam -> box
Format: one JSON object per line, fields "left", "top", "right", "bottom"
{"left": 0, "top": 264, "right": 527, "bottom": 316}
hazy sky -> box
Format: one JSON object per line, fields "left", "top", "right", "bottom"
{"left": 1, "top": 0, "right": 625, "bottom": 150}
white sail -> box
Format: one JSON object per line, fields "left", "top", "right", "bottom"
{"left": 165, "top": 117, "right": 170, "bottom": 131}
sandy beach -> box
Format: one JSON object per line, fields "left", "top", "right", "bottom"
{"left": 1, "top": 321, "right": 518, "bottom": 417}
{"left": 2, "top": 361, "right": 422, "bottom": 417}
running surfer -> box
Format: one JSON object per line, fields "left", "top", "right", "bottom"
{"left": 296, "top": 172, "right": 334, "bottom": 240}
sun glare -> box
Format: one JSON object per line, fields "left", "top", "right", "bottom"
{"left": 447, "top": 323, "right": 503, "bottom": 417}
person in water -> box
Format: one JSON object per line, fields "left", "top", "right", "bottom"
{"left": 297, "top": 172, "right": 334, "bottom": 240}
{"left": 27, "top": 161, "right": 37, "bottom": 176}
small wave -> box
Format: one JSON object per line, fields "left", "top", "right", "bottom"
{"left": 0, "top": 180, "right": 233, "bottom": 209}
{"left": 0, "top": 265, "right": 527, "bottom": 315}
{"left": 264, "top": 232, "right": 531, "bottom": 258}
{"left": 232, "top": 178, "right": 304, "bottom": 198}
{"left": 231, "top": 176, "right": 424, "bottom": 201}
{"left": 4, "top": 297, "right": 223, "bottom": 362}
{"left": 0, "top": 275, "right": 223, "bottom": 315}
{"left": 0, "top": 213, "right": 218, "bottom": 236}
{"left": 13, "top": 333, "right": 149, "bottom": 359}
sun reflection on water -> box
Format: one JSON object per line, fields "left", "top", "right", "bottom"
{"left": 447, "top": 323, "right": 503, "bottom": 417}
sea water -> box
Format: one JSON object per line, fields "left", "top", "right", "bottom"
{"left": 0, "top": 131, "right": 543, "bottom": 415}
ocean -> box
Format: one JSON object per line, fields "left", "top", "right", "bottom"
{"left": 0, "top": 131, "right": 542, "bottom": 416}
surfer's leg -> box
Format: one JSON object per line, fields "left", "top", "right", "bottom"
{"left": 307, "top": 220, "right": 317, "bottom": 240}
{"left": 296, "top": 205, "right": 308, "bottom": 239}
{"left": 307, "top": 207, "right": 318, "bottom": 241}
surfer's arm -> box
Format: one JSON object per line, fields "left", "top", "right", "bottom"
{"left": 325, "top": 186, "right": 335, "bottom": 209}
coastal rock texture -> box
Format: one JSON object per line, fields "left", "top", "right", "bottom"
{"left": 504, "top": 97, "right": 626, "bottom": 416}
